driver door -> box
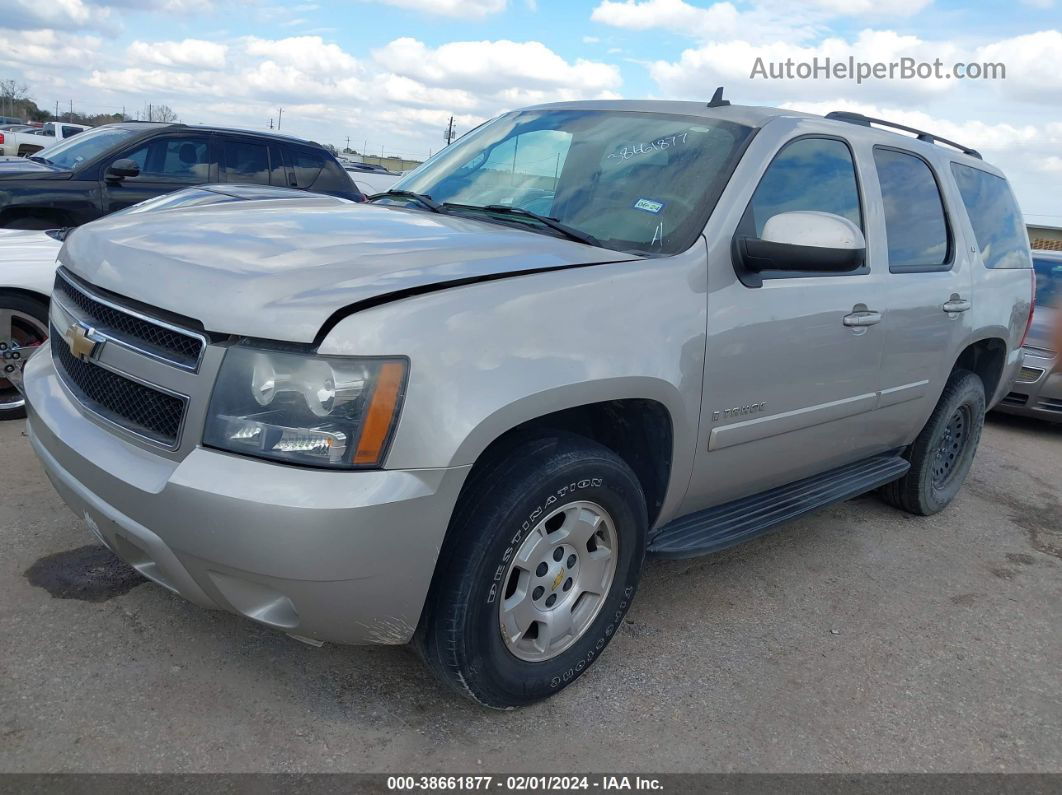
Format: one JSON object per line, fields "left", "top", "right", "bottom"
{"left": 101, "top": 134, "right": 216, "bottom": 214}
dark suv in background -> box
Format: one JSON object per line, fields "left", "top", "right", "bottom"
{"left": 0, "top": 122, "right": 363, "bottom": 228}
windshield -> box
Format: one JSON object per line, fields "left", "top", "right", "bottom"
{"left": 392, "top": 110, "right": 753, "bottom": 255}
{"left": 35, "top": 127, "right": 136, "bottom": 170}
{"left": 1033, "top": 257, "right": 1062, "bottom": 307}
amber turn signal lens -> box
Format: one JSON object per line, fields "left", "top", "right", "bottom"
{"left": 353, "top": 361, "right": 407, "bottom": 466}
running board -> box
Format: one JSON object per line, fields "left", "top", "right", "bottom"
{"left": 648, "top": 454, "right": 910, "bottom": 559}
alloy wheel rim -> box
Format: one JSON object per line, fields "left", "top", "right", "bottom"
{"left": 931, "top": 405, "right": 970, "bottom": 489}
{"left": 499, "top": 500, "right": 619, "bottom": 663}
{"left": 0, "top": 308, "right": 48, "bottom": 411}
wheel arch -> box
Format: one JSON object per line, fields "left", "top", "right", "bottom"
{"left": 449, "top": 382, "right": 684, "bottom": 531}
{"left": 952, "top": 334, "right": 1008, "bottom": 406}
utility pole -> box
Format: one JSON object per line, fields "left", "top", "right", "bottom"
{"left": 277, "top": 107, "right": 283, "bottom": 130}
{"left": 345, "top": 135, "right": 350, "bottom": 152}
{"left": 269, "top": 117, "right": 273, "bottom": 129}
{"left": 443, "top": 116, "right": 455, "bottom": 146}
{"left": 55, "top": 101, "right": 59, "bottom": 120}
{"left": 68, "top": 100, "right": 72, "bottom": 121}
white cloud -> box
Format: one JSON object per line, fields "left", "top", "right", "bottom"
{"left": 590, "top": 0, "right": 935, "bottom": 44}
{"left": 1020, "top": 0, "right": 1054, "bottom": 7}
{"left": 591, "top": 0, "right": 816, "bottom": 43}
{"left": 364, "top": 0, "right": 506, "bottom": 18}
{"left": 800, "top": 0, "right": 932, "bottom": 15}
{"left": 780, "top": 99, "right": 1047, "bottom": 152}
{"left": 244, "top": 35, "right": 360, "bottom": 74}
{"left": 975, "top": 30, "right": 1062, "bottom": 103}
{"left": 649, "top": 30, "right": 961, "bottom": 105}
{"left": 0, "top": 29, "right": 104, "bottom": 68}
{"left": 6, "top": 0, "right": 110, "bottom": 30}
{"left": 127, "top": 39, "right": 228, "bottom": 70}
{"left": 1044, "top": 156, "right": 1062, "bottom": 172}
{"left": 374, "top": 38, "right": 621, "bottom": 94}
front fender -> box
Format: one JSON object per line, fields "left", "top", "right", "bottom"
{"left": 319, "top": 244, "right": 709, "bottom": 519}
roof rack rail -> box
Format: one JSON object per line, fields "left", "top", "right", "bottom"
{"left": 824, "top": 111, "right": 982, "bottom": 160}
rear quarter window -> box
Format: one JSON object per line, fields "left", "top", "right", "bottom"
{"left": 290, "top": 147, "right": 327, "bottom": 188}
{"left": 951, "top": 163, "right": 1031, "bottom": 269}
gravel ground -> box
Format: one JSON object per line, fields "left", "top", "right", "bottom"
{"left": 0, "top": 413, "right": 1059, "bottom": 773}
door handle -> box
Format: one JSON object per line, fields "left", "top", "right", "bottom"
{"left": 943, "top": 296, "right": 972, "bottom": 314}
{"left": 843, "top": 309, "right": 882, "bottom": 327}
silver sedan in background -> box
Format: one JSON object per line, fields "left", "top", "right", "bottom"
{"left": 997, "top": 249, "right": 1062, "bottom": 422}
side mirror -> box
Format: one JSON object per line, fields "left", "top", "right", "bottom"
{"left": 106, "top": 159, "right": 140, "bottom": 180}
{"left": 733, "top": 211, "right": 866, "bottom": 286}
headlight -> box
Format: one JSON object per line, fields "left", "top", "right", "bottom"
{"left": 203, "top": 343, "right": 408, "bottom": 469}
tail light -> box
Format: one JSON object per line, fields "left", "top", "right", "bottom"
{"left": 0, "top": 133, "right": 5, "bottom": 145}
{"left": 1019, "top": 270, "right": 1037, "bottom": 348}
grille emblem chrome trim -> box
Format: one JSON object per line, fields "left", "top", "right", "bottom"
{"left": 63, "top": 321, "right": 104, "bottom": 363}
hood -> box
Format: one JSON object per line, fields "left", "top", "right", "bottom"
{"left": 0, "top": 156, "right": 70, "bottom": 179}
{"left": 61, "top": 201, "right": 638, "bottom": 342}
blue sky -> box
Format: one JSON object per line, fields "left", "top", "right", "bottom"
{"left": 3, "top": 0, "right": 1061, "bottom": 220}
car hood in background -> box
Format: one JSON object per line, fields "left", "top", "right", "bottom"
{"left": 61, "top": 201, "right": 638, "bottom": 342}
{"left": 1, "top": 228, "right": 64, "bottom": 296}
{"left": 0, "top": 157, "right": 71, "bottom": 179}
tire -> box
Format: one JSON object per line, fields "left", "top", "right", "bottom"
{"left": 0, "top": 292, "right": 49, "bottom": 421}
{"left": 879, "top": 369, "right": 986, "bottom": 516}
{"left": 416, "top": 432, "right": 648, "bottom": 709}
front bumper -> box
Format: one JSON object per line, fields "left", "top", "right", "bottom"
{"left": 994, "top": 347, "right": 1062, "bottom": 422}
{"left": 24, "top": 347, "right": 470, "bottom": 645}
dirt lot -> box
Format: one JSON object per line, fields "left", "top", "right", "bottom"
{"left": 1, "top": 413, "right": 1059, "bottom": 773}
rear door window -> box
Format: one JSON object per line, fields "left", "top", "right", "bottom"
{"left": 874, "top": 148, "right": 950, "bottom": 272}
{"left": 223, "top": 140, "right": 271, "bottom": 184}
{"left": 952, "top": 163, "right": 1031, "bottom": 270}
{"left": 290, "top": 147, "right": 327, "bottom": 188}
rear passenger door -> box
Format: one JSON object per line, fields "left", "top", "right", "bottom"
{"left": 870, "top": 147, "right": 974, "bottom": 445}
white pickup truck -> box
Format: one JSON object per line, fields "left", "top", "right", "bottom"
{"left": 0, "top": 122, "right": 91, "bottom": 158}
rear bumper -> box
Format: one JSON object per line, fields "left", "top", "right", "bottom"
{"left": 24, "top": 346, "right": 470, "bottom": 644}
{"left": 994, "top": 348, "right": 1062, "bottom": 422}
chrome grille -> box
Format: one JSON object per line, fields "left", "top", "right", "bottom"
{"left": 53, "top": 270, "right": 205, "bottom": 370}
{"left": 51, "top": 330, "right": 186, "bottom": 448}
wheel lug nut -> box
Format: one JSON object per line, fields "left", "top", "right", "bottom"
{"left": 545, "top": 593, "right": 557, "bottom": 607}
{"left": 536, "top": 562, "right": 548, "bottom": 577}
{"left": 566, "top": 554, "right": 576, "bottom": 568}
{"left": 553, "top": 548, "right": 564, "bottom": 562}
{"left": 532, "top": 586, "right": 544, "bottom": 600}
{"left": 563, "top": 578, "right": 572, "bottom": 592}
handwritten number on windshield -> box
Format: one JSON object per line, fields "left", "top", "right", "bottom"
{"left": 608, "top": 131, "right": 690, "bottom": 161}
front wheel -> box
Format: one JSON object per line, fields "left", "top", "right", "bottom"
{"left": 417, "top": 433, "right": 647, "bottom": 708}
{"left": 1, "top": 293, "right": 49, "bottom": 421}
{"left": 879, "top": 369, "right": 986, "bottom": 515}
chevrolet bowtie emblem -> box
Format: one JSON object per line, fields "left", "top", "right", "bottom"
{"left": 64, "top": 322, "right": 102, "bottom": 362}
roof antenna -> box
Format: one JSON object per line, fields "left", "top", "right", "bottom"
{"left": 707, "top": 86, "right": 730, "bottom": 108}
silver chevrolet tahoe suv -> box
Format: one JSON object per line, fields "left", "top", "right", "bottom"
{"left": 20, "top": 99, "right": 1035, "bottom": 708}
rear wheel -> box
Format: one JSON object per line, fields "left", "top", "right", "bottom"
{"left": 879, "top": 369, "right": 985, "bottom": 515}
{"left": 0, "top": 293, "right": 49, "bottom": 421}
{"left": 416, "top": 433, "right": 647, "bottom": 708}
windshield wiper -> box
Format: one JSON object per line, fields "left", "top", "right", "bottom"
{"left": 444, "top": 203, "right": 601, "bottom": 248}
{"left": 368, "top": 190, "right": 443, "bottom": 213}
